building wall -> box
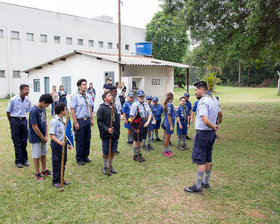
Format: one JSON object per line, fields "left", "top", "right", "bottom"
{"left": 0, "top": 2, "right": 146, "bottom": 98}
{"left": 28, "top": 54, "right": 118, "bottom": 110}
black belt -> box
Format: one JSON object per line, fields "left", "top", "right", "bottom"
{"left": 11, "top": 117, "right": 26, "bottom": 120}
{"left": 196, "top": 129, "right": 215, "bottom": 132}
{"left": 77, "top": 117, "right": 89, "bottom": 121}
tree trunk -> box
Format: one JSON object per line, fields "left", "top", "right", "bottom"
{"left": 238, "top": 61, "right": 241, "bottom": 86}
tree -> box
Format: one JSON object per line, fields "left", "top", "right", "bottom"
{"left": 146, "top": 11, "right": 189, "bottom": 87}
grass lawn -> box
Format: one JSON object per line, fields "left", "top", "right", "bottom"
{"left": 0, "top": 86, "right": 279, "bottom": 223}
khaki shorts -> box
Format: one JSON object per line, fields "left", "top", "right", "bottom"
{"left": 32, "top": 142, "right": 48, "bottom": 158}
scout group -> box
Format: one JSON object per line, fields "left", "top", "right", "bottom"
{"left": 6, "top": 79, "right": 222, "bottom": 193}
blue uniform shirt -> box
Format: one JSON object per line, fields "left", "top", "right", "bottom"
{"left": 6, "top": 94, "right": 31, "bottom": 117}
{"left": 130, "top": 101, "right": 151, "bottom": 119}
{"left": 164, "top": 102, "right": 176, "bottom": 120}
{"left": 49, "top": 115, "right": 66, "bottom": 141}
{"left": 186, "top": 101, "right": 192, "bottom": 115}
{"left": 28, "top": 106, "right": 47, "bottom": 143}
{"left": 151, "top": 104, "right": 163, "bottom": 120}
{"left": 69, "top": 92, "right": 94, "bottom": 119}
{"left": 195, "top": 94, "right": 221, "bottom": 130}
{"left": 192, "top": 101, "right": 199, "bottom": 112}
{"left": 176, "top": 105, "right": 189, "bottom": 121}
{"left": 123, "top": 101, "right": 133, "bottom": 117}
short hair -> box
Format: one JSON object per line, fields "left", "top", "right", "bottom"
{"left": 109, "top": 86, "right": 117, "bottom": 91}
{"left": 20, "top": 84, "right": 29, "bottom": 90}
{"left": 89, "top": 83, "right": 93, "bottom": 85}
{"left": 115, "top": 82, "right": 119, "bottom": 87}
{"left": 106, "top": 77, "right": 111, "bottom": 81}
{"left": 77, "top": 79, "right": 87, "bottom": 87}
{"left": 54, "top": 102, "right": 66, "bottom": 114}
{"left": 102, "top": 92, "right": 110, "bottom": 101}
{"left": 180, "top": 96, "right": 187, "bottom": 102}
{"left": 194, "top": 81, "right": 208, "bottom": 90}
{"left": 39, "top": 93, "right": 53, "bottom": 104}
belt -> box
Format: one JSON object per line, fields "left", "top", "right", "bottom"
{"left": 77, "top": 117, "right": 89, "bottom": 121}
{"left": 11, "top": 117, "right": 26, "bottom": 120}
{"left": 196, "top": 129, "right": 214, "bottom": 132}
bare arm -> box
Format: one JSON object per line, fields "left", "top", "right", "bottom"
{"left": 32, "top": 124, "right": 47, "bottom": 142}
{"left": 167, "top": 114, "right": 173, "bottom": 131}
{"left": 90, "top": 108, "right": 94, "bottom": 126}
{"left": 7, "top": 112, "right": 11, "bottom": 121}
{"left": 177, "top": 116, "right": 182, "bottom": 129}
{"left": 70, "top": 108, "right": 79, "bottom": 130}
{"left": 217, "top": 111, "right": 223, "bottom": 124}
{"left": 50, "top": 134, "right": 65, "bottom": 146}
{"left": 191, "top": 111, "right": 195, "bottom": 123}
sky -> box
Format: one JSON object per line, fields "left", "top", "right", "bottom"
{"left": 1, "top": 0, "right": 162, "bottom": 29}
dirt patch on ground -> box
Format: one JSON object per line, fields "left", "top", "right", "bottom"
{"left": 245, "top": 209, "right": 266, "bottom": 219}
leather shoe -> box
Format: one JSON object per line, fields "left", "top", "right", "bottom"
{"left": 84, "top": 158, "right": 91, "bottom": 163}
{"left": 77, "top": 161, "right": 85, "bottom": 166}
{"left": 23, "top": 161, "right": 30, "bottom": 167}
{"left": 16, "top": 163, "right": 23, "bottom": 168}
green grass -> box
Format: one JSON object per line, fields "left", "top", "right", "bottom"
{"left": 0, "top": 86, "right": 279, "bottom": 223}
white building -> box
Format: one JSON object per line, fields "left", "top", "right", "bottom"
{"left": 23, "top": 50, "right": 188, "bottom": 110}
{"left": 0, "top": 2, "right": 145, "bottom": 98}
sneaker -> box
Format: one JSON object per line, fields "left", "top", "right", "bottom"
{"left": 41, "top": 169, "right": 53, "bottom": 176}
{"left": 155, "top": 137, "right": 162, "bottom": 142}
{"left": 138, "top": 154, "right": 146, "bottom": 162}
{"left": 15, "top": 163, "right": 23, "bottom": 168}
{"left": 109, "top": 166, "right": 117, "bottom": 174}
{"left": 167, "top": 151, "right": 174, "bottom": 156}
{"left": 63, "top": 180, "right": 71, "bottom": 185}
{"left": 23, "top": 161, "right": 30, "bottom": 167}
{"left": 183, "top": 144, "right": 189, "bottom": 150}
{"left": 151, "top": 138, "right": 155, "bottom": 142}
{"left": 162, "top": 152, "right": 172, "bottom": 157}
{"left": 184, "top": 184, "right": 202, "bottom": 193}
{"left": 102, "top": 167, "right": 110, "bottom": 176}
{"left": 147, "top": 144, "right": 154, "bottom": 150}
{"left": 177, "top": 145, "right": 185, "bottom": 151}
{"left": 186, "top": 136, "right": 191, "bottom": 140}
{"left": 127, "top": 141, "right": 133, "bottom": 145}
{"left": 202, "top": 183, "right": 210, "bottom": 188}
{"left": 53, "top": 183, "right": 61, "bottom": 188}
{"left": 35, "top": 173, "right": 44, "bottom": 182}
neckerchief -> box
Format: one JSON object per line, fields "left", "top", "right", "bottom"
{"left": 78, "top": 91, "right": 89, "bottom": 112}
{"left": 140, "top": 102, "right": 147, "bottom": 119}
{"left": 203, "top": 91, "right": 215, "bottom": 100}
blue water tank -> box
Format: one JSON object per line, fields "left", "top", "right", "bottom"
{"left": 135, "top": 42, "right": 153, "bottom": 56}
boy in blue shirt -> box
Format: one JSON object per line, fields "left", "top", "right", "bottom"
{"left": 184, "top": 92, "right": 192, "bottom": 140}
{"left": 29, "top": 93, "right": 53, "bottom": 182}
{"left": 49, "top": 102, "right": 72, "bottom": 188}
{"left": 176, "top": 97, "right": 190, "bottom": 150}
{"left": 143, "top": 95, "right": 154, "bottom": 150}
{"left": 151, "top": 97, "right": 163, "bottom": 142}
{"left": 122, "top": 92, "right": 134, "bottom": 145}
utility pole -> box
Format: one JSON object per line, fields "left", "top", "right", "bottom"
{"left": 118, "top": 0, "right": 122, "bottom": 84}
{"left": 277, "top": 71, "right": 280, "bottom": 96}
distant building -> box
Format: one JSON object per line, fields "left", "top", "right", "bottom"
{"left": 24, "top": 50, "right": 188, "bottom": 111}
{"left": 0, "top": 2, "right": 145, "bottom": 97}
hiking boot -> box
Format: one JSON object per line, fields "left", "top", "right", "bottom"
{"left": 186, "top": 136, "right": 191, "bottom": 140}
{"left": 202, "top": 183, "right": 210, "bottom": 188}
{"left": 109, "top": 166, "right": 117, "bottom": 174}
{"left": 133, "top": 155, "right": 138, "bottom": 161}
{"left": 102, "top": 167, "right": 110, "bottom": 176}
{"left": 53, "top": 183, "right": 61, "bottom": 188}
{"left": 138, "top": 154, "right": 146, "bottom": 162}
{"left": 184, "top": 184, "right": 202, "bottom": 193}
{"left": 177, "top": 145, "right": 185, "bottom": 151}
{"left": 41, "top": 169, "right": 53, "bottom": 176}
{"left": 15, "top": 163, "right": 23, "bottom": 168}
{"left": 151, "top": 138, "right": 155, "bottom": 142}
{"left": 147, "top": 144, "right": 154, "bottom": 150}
{"left": 35, "top": 173, "right": 44, "bottom": 182}
{"left": 162, "top": 152, "right": 172, "bottom": 157}
{"left": 127, "top": 141, "right": 133, "bottom": 145}
{"left": 183, "top": 144, "right": 189, "bottom": 150}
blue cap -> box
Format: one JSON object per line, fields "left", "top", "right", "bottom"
{"left": 146, "top": 95, "right": 152, "bottom": 100}
{"left": 128, "top": 92, "right": 134, "bottom": 98}
{"left": 184, "top": 92, "right": 190, "bottom": 97}
{"left": 137, "top": 90, "right": 145, "bottom": 97}
{"left": 152, "top": 97, "right": 158, "bottom": 102}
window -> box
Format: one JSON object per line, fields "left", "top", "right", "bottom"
{"left": 78, "top": 39, "right": 83, "bottom": 46}
{"left": 88, "top": 40, "right": 94, "bottom": 47}
{"left": 40, "top": 34, "right": 47, "bottom": 42}
{"left": 33, "top": 79, "right": 40, "bottom": 92}
{"left": 108, "top": 42, "right": 113, "bottom": 49}
{"left": 62, "top": 76, "right": 71, "bottom": 94}
{"left": 125, "top": 44, "right": 130, "bottom": 51}
{"left": 104, "top": 72, "right": 115, "bottom": 85}
{"left": 0, "top": 30, "right": 3, "bottom": 38}
{"left": 26, "top": 33, "right": 34, "bottom": 41}
{"left": 11, "top": 31, "right": 19, "bottom": 39}
{"left": 0, "top": 70, "right": 5, "bottom": 78}
{"left": 13, "top": 70, "right": 20, "bottom": 78}
{"left": 54, "top": 36, "right": 60, "bottom": 43}
{"left": 117, "top": 43, "right": 119, "bottom": 49}
{"left": 99, "top": 41, "right": 104, "bottom": 48}
{"left": 66, "top": 37, "right": 72, "bottom": 45}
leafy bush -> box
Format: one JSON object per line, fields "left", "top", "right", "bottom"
{"left": 203, "top": 72, "right": 221, "bottom": 92}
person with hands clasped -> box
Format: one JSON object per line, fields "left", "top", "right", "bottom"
{"left": 70, "top": 79, "right": 94, "bottom": 166}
